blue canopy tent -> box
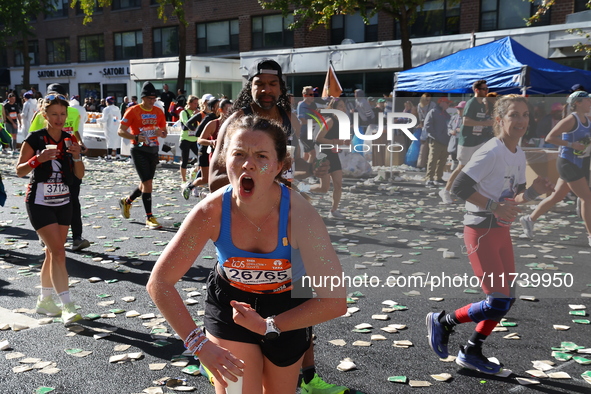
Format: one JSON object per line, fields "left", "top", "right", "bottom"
{"left": 394, "top": 37, "right": 591, "bottom": 94}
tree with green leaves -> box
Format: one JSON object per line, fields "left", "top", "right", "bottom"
{"left": 0, "top": 1, "right": 56, "bottom": 88}
{"left": 259, "top": 0, "right": 427, "bottom": 70}
{"left": 528, "top": 0, "right": 591, "bottom": 59}
{"left": 73, "top": 0, "right": 189, "bottom": 92}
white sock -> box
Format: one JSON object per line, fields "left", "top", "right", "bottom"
{"left": 58, "top": 291, "right": 72, "bottom": 305}
{"left": 41, "top": 287, "right": 53, "bottom": 298}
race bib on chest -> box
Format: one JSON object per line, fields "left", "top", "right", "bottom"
{"left": 42, "top": 182, "right": 69, "bottom": 204}
{"left": 222, "top": 257, "right": 292, "bottom": 294}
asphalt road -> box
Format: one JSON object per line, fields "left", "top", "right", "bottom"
{"left": 1, "top": 155, "right": 590, "bottom": 394}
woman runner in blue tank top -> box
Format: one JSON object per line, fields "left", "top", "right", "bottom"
{"left": 147, "top": 116, "right": 346, "bottom": 393}
{"left": 519, "top": 91, "right": 591, "bottom": 247}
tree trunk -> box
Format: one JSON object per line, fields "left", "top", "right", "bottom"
{"left": 22, "top": 35, "right": 31, "bottom": 88}
{"left": 176, "top": 21, "right": 187, "bottom": 92}
{"left": 398, "top": 7, "right": 413, "bottom": 71}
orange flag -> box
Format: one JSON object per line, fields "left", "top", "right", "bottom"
{"left": 322, "top": 63, "right": 343, "bottom": 98}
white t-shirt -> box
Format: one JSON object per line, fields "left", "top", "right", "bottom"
{"left": 462, "top": 138, "right": 526, "bottom": 226}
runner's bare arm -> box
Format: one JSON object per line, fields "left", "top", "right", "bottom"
{"left": 147, "top": 193, "right": 243, "bottom": 385}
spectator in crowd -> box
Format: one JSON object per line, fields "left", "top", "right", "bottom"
{"left": 160, "top": 84, "right": 176, "bottom": 121}
{"left": 69, "top": 95, "right": 87, "bottom": 144}
{"left": 536, "top": 102, "right": 563, "bottom": 141}
{"left": 97, "top": 96, "right": 122, "bottom": 161}
{"left": 424, "top": 97, "right": 452, "bottom": 186}
{"left": 4, "top": 92, "right": 22, "bottom": 153}
{"left": 120, "top": 96, "right": 129, "bottom": 117}
{"left": 176, "top": 89, "right": 187, "bottom": 108}
{"left": 20, "top": 91, "right": 37, "bottom": 137}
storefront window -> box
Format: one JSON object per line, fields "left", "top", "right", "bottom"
{"left": 79, "top": 83, "right": 101, "bottom": 101}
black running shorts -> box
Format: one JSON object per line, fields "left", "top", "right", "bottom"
{"left": 557, "top": 156, "right": 590, "bottom": 183}
{"left": 26, "top": 202, "right": 72, "bottom": 230}
{"left": 204, "top": 268, "right": 312, "bottom": 367}
{"left": 131, "top": 147, "right": 159, "bottom": 182}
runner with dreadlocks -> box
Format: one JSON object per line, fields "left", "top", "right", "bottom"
{"left": 208, "top": 59, "right": 349, "bottom": 394}
{"left": 209, "top": 59, "right": 298, "bottom": 191}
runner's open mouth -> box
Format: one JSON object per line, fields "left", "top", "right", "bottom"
{"left": 241, "top": 176, "right": 254, "bottom": 193}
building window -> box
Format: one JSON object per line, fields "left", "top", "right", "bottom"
{"left": 409, "top": 0, "right": 460, "bottom": 38}
{"left": 15, "top": 41, "right": 40, "bottom": 66}
{"left": 575, "top": 0, "right": 590, "bottom": 12}
{"left": 197, "top": 20, "right": 239, "bottom": 54}
{"left": 112, "top": 0, "right": 141, "bottom": 10}
{"left": 114, "top": 31, "right": 143, "bottom": 60}
{"left": 153, "top": 26, "right": 179, "bottom": 57}
{"left": 331, "top": 11, "right": 378, "bottom": 45}
{"left": 46, "top": 0, "right": 69, "bottom": 19}
{"left": 481, "top": 0, "right": 550, "bottom": 31}
{"left": 47, "top": 38, "right": 70, "bottom": 64}
{"left": 79, "top": 34, "right": 105, "bottom": 62}
{"left": 252, "top": 14, "right": 294, "bottom": 49}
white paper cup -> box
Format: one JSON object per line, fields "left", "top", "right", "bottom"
{"left": 442, "top": 251, "right": 455, "bottom": 259}
{"left": 225, "top": 373, "right": 243, "bottom": 394}
{"left": 45, "top": 144, "right": 57, "bottom": 150}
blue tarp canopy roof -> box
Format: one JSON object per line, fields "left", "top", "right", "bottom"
{"left": 394, "top": 37, "right": 591, "bottom": 94}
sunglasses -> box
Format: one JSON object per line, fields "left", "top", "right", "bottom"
{"left": 477, "top": 87, "right": 489, "bottom": 91}
{"left": 45, "top": 94, "right": 67, "bottom": 101}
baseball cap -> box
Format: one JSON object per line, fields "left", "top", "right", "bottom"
{"left": 201, "top": 93, "right": 214, "bottom": 102}
{"left": 106, "top": 96, "right": 115, "bottom": 104}
{"left": 570, "top": 83, "right": 585, "bottom": 93}
{"left": 455, "top": 101, "right": 467, "bottom": 109}
{"left": 567, "top": 90, "right": 590, "bottom": 104}
{"left": 248, "top": 59, "right": 282, "bottom": 81}
{"left": 24, "top": 91, "right": 34, "bottom": 99}
{"left": 47, "top": 83, "right": 67, "bottom": 96}
{"left": 438, "top": 97, "right": 453, "bottom": 105}
{"left": 377, "top": 98, "right": 386, "bottom": 103}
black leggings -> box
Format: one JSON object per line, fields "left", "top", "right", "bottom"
{"left": 180, "top": 139, "right": 200, "bottom": 169}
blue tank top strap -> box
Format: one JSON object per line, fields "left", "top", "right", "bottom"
{"left": 278, "top": 183, "right": 290, "bottom": 240}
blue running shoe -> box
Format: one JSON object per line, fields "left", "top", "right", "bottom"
{"left": 426, "top": 311, "right": 451, "bottom": 359}
{"left": 456, "top": 346, "right": 502, "bottom": 375}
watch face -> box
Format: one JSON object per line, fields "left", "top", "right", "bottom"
{"left": 265, "top": 331, "right": 279, "bottom": 340}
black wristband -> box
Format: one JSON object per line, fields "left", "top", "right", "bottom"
{"left": 308, "top": 162, "right": 314, "bottom": 175}
{"left": 134, "top": 135, "right": 138, "bottom": 142}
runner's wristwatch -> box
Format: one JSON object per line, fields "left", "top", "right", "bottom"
{"left": 264, "top": 316, "right": 281, "bottom": 340}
